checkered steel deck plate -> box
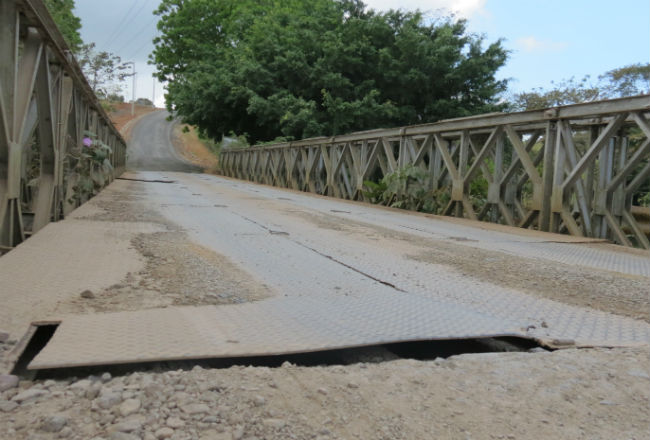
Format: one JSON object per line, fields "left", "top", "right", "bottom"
{"left": 26, "top": 172, "right": 650, "bottom": 370}
{"left": 29, "top": 290, "right": 650, "bottom": 370}
{"left": 28, "top": 296, "right": 531, "bottom": 370}
{"left": 215, "top": 176, "right": 650, "bottom": 277}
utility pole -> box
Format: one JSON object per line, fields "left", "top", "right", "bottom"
{"left": 131, "top": 62, "right": 136, "bottom": 116}
{"left": 152, "top": 76, "right": 156, "bottom": 108}
{"left": 125, "top": 61, "right": 136, "bottom": 116}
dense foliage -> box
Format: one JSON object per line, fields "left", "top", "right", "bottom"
{"left": 152, "top": 0, "right": 509, "bottom": 143}
{"left": 511, "top": 63, "right": 650, "bottom": 111}
{"left": 363, "top": 165, "right": 450, "bottom": 213}
{"left": 44, "top": 0, "right": 83, "bottom": 52}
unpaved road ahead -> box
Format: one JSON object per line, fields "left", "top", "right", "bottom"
{"left": 0, "top": 114, "right": 648, "bottom": 440}
{"left": 127, "top": 110, "right": 202, "bottom": 173}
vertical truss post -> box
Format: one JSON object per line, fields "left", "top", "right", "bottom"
{"left": 218, "top": 97, "right": 649, "bottom": 248}
{"left": 0, "top": 0, "right": 127, "bottom": 250}
{"left": 539, "top": 121, "right": 556, "bottom": 232}
{"left": 0, "top": 0, "right": 22, "bottom": 248}
{"left": 454, "top": 130, "right": 469, "bottom": 218}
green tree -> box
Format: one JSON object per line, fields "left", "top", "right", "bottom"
{"left": 511, "top": 76, "right": 600, "bottom": 111}
{"left": 152, "top": 0, "right": 508, "bottom": 143}
{"left": 511, "top": 63, "right": 650, "bottom": 111}
{"left": 106, "top": 93, "right": 125, "bottom": 103}
{"left": 44, "top": 0, "right": 83, "bottom": 52}
{"left": 77, "top": 43, "right": 130, "bottom": 99}
{"left": 599, "top": 63, "right": 650, "bottom": 98}
{"left": 136, "top": 98, "right": 154, "bottom": 106}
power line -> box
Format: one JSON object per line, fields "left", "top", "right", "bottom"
{"left": 103, "top": 0, "right": 156, "bottom": 51}
{"left": 100, "top": 0, "right": 141, "bottom": 48}
{"left": 111, "top": 0, "right": 157, "bottom": 48}
{"left": 116, "top": 15, "right": 158, "bottom": 57}
{"left": 123, "top": 38, "right": 152, "bottom": 61}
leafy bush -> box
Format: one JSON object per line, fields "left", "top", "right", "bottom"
{"left": 363, "top": 165, "right": 450, "bottom": 214}
{"left": 193, "top": 131, "right": 219, "bottom": 155}
{"left": 639, "top": 192, "right": 650, "bottom": 207}
{"left": 219, "top": 133, "right": 250, "bottom": 150}
{"left": 68, "top": 130, "right": 114, "bottom": 203}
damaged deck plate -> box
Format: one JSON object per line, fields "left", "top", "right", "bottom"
{"left": 30, "top": 290, "right": 650, "bottom": 370}
{"left": 29, "top": 296, "right": 524, "bottom": 369}
{"left": 16, "top": 172, "right": 650, "bottom": 370}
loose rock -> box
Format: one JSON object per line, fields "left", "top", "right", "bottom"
{"left": 232, "top": 426, "right": 245, "bottom": 440}
{"left": 80, "top": 289, "right": 95, "bottom": 299}
{"left": 0, "top": 374, "right": 19, "bottom": 392}
{"left": 166, "top": 416, "right": 185, "bottom": 428}
{"left": 11, "top": 388, "right": 48, "bottom": 403}
{"left": 180, "top": 403, "right": 210, "bottom": 415}
{"left": 200, "top": 431, "right": 233, "bottom": 440}
{"left": 119, "top": 398, "right": 142, "bottom": 417}
{"left": 96, "top": 392, "right": 122, "bottom": 409}
{"left": 70, "top": 379, "right": 92, "bottom": 391}
{"left": 86, "top": 382, "right": 102, "bottom": 399}
{"left": 40, "top": 414, "right": 68, "bottom": 432}
{"left": 262, "top": 418, "right": 286, "bottom": 429}
{"left": 109, "top": 433, "right": 141, "bottom": 440}
{"left": 0, "top": 400, "right": 18, "bottom": 412}
{"left": 154, "top": 427, "right": 174, "bottom": 439}
{"left": 109, "top": 417, "right": 143, "bottom": 433}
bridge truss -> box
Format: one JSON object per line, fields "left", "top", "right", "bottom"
{"left": 0, "top": 0, "right": 126, "bottom": 251}
{"left": 221, "top": 96, "right": 650, "bottom": 249}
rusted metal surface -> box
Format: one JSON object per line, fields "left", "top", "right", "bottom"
{"left": 0, "top": 0, "right": 126, "bottom": 251}
{"left": 220, "top": 96, "right": 650, "bottom": 249}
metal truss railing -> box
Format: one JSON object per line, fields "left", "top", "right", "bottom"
{"left": 0, "top": 0, "right": 127, "bottom": 251}
{"left": 221, "top": 95, "right": 650, "bottom": 249}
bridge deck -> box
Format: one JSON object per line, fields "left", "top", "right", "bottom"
{"left": 0, "top": 172, "right": 647, "bottom": 370}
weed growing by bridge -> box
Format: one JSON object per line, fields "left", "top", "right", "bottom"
{"left": 363, "top": 165, "right": 451, "bottom": 214}
{"left": 66, "top": 131, "right": 115, "bottom": 204}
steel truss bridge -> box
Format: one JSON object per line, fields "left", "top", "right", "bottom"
{"left": 0, "top": 0, "right": 649, "bottom": 381}
{"left": 0, "top": 0, "right": 126, "bottom": 252}
{"left": 1, "top": 0, "right": 648, "bottom": 252}
{"left": 221, "top": 96, "right": 650, "bottom": 249}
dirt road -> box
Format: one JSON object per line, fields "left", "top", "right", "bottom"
{"left": 0, "top": 113, "right": 648, "bottom": 440}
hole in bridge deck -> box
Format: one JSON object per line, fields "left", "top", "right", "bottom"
{"left": 20, "top": 336, "right": 546, "bottom": 380}
{"left": 383, "top": 337, "right": 541, "bottom": 360}
{"left": 10, "top": 324, "right": 59, "bottom": 379}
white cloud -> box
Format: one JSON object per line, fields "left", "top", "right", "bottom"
{"left": 516, "top": 36, "right": 568, "bottom": 53}
{"left": 363, "top": 0, "right": 487, "bottom": 18}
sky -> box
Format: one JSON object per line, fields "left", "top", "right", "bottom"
{"left": 73, "top": 0, "right": 650, "bottom": 108}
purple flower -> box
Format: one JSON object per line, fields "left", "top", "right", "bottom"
{"left": 83, "top": 137, "right": 93, "bottom": 147}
